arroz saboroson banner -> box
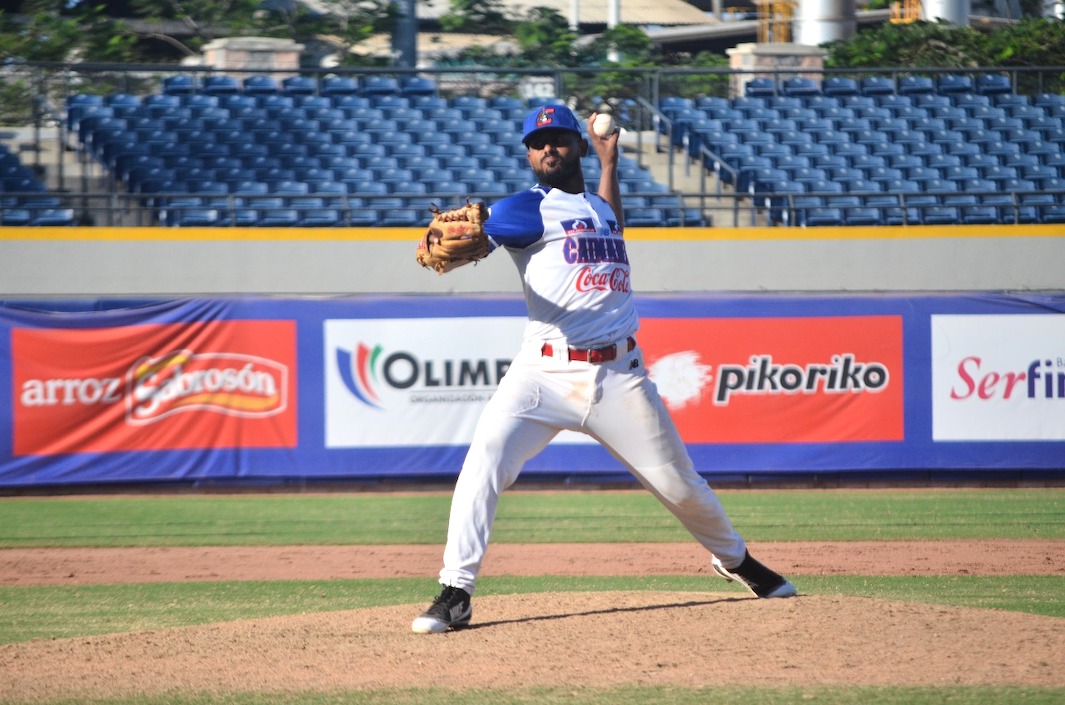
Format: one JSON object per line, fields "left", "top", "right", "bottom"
{"left": 1, "top": 293, "right": 1062, "bottom": 488}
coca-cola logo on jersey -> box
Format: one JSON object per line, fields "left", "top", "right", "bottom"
{"left": 575, "top": 265, "right": 630, "bottom": 293}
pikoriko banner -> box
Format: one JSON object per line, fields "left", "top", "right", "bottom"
{"left": 0, "top": 293, "right": 1062, "bottom": 488}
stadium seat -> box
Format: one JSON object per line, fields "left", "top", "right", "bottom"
{"left": 860, "top": 76, "right": 894, "bottom": 96}
{"left": 876, "top": 96, "right": 914, "bottom": 115}
{"left": 936, "top": 74, "right": 973, "bottom": 95}
{"left": 1039, "top": 203, "right": 1065, "bottom": 223}
{"left": 1, "top": 208, "right": 32, "bottom": 225}
{"left": 897, "top": 75, "right": 934, "bottom": 95}
{"left": 399, "top": 76, "right": 437, "bottom": 96}
{"left": 764, "top": 180, "right": 807, "bottom": 225}
{"left": 625, "top": 207, "right": 667, "bottom": 226}
{"left": 873, "top": 194, "right": 918, "bottom": 226}
{"left": 283, "top": 196, "right": 337, "bottom": 226}
{"left": 379, "top": 207, "right": 420, "bottom": 226}
{"left": 742, "top": 78, "right": 773, "bottom": 97}
{"left": 819, "top": 78, "right": 858, "bottom": 97}
{"left": 843, "top": 203, "right": 883, "bottom": 226}
{"left": 281, "top": 75, "right": 317, "bottom": 95}
{"left": 781, "top": 77, "right": 820, "bottom": 97}
{"left": 321, "top": 76, "right": 360, "bottom": 96}
{"left": 768, "top": 96, "right": 804, "bottom": 112}
{"left": 28, "top": 207, "right": 76, "bottom": 226}
{"left": 202, "top": 75, "right": 240, "bottom": 95}
{"left": 162, "top": 75, "right": 199, "bottom": 95}
{"left": 360, "top": 75, "right": 400, "bottom": 96}
{"left": 975, "top": 73, "right": 1012, "bottom": 96}
{"left": 242, "top": 75, "right": 278, "bottom": 94}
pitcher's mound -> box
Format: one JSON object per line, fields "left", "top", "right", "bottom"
{"left": 3, "top": 591, "right": 1063, "bottom": 701}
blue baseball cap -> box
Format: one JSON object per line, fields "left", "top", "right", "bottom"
{"left": 522, "top": 104, "right": 582, "bottom": 144}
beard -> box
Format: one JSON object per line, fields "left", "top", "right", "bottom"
{"left": 531, "top": 151, "right": 582, "bottom": 189}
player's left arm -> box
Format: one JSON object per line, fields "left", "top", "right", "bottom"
{"left": 587, "top": 112, "right": 623, "bottom": 229}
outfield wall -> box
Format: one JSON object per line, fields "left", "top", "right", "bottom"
{"left": 2, "top": 223, "right": 1065, "bottom": 295}
{"left": 2, "top": 224, "right": 1062, "bottom": 488}
{"left": 2, "top": 291, "right": 1063, "bottom": 489}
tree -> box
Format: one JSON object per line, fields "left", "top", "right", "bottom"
{"left": 259, "top": 0, "right": 397, "bottom": 67}
{"left": 823, "top": 17, "right": 1065, "bottom": 71}
{"left": 127, "top": 0, "right": 267, "bottom": 57}
{"left": 0, "top": 1, "right": 134, "bottom": 62}
{"left": 513, "top": 7, "right": 578, "bottom": 67}
{"left": 439, "top": 0, "right": 513, "bottom": 35}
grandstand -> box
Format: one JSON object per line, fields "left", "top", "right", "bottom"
{"left": 0, "top": 143, "right": 77, "bottom": 226}
{"left": 2, "top": 68, "right": 1065, "bottom": 228}
{"left": 660, "top": 73, "right": 1065, "bottom": 226}
{"left": 59, "top": 74, "right": 704, "bottom": 229}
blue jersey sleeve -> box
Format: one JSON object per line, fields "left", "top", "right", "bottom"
{"left": 484, "top": 189, "right": 547, "bottom": 249}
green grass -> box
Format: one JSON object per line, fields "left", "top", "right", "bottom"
{"left": 2, "top": 489, "right": 1063, "bottom": 705}
{"left": 2, "top": 488, "right": 1063, "bottom": 547}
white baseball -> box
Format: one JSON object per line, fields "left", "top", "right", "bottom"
{"left": 592, "top": 113, "right": 617, "bottom": 137}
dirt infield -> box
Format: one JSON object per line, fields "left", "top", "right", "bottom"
{"left": 3, "top": 540, "right": 1064, "bottom": 701}
{"left": 2, "top": 540, "right": 1063, "bottom": 585}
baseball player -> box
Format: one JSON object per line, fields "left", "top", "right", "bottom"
{"left": 412, "top": 103, "right": 796, "bottom": 634}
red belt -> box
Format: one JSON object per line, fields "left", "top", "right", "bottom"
{"left": 541, "top": 337, "right": 636, "bottom": 364}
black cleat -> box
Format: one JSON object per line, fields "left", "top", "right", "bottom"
{"left": 712, "top": 551, "right": 797, "bottom": 598}
{"left": 411, "top": 585, "right": 473, "bottom": 633}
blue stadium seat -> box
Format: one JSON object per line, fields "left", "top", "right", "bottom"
{"left": 876, "top": 96, "right": 914, "bottom": 114}
{"left": 768, "top": 96, "right": 804, "bottom": 111}
{"left": 27, "top": 208, "right": 76, "bottom": 226}
{"left": 625, "top": 207, "right": 667, "bottom": 226}
{"left": 975, "top": 73, "right": 1012, "bottom": 96}
{"left": 242, "top": 75, "right": 278, "bottom": 94}
{"left": 664, "top": 208, "right": 706, "bottom": 227}
{"left": 764, "top": 180, "right": 807, "bottom": 225}
{"left": 860, "top": 76, "right": 894, "bottom": 96}
{"left": 800, "top": 203, "right": 844, "bottom": 227}
{"left": 379, "top": 207, "right": 420, "bottom": 226}
{"left": 283, "top": 196, "right": 337, "bottom": 226}
{"left": 280, "top": 75, "right": 317, "bottom": 95}
{"left": 658, "top": 96, "right": 693, "bottom": 114}
{"left": 870, "top": 193, "right": 916, "bottom": 226}
{"left": 1039, "top": 203, "right": 1065, "bottom": 223}
{"left": 399, "top": 76, "right": 437, "bottom": 96}
{"left": 360, "top": 75, "right": 400, "bottom": 96}
{"left": 321, "top": 76, "right": 360, "bottom": 96}
{"left": 745, "top": 78, "right": 776, "bottom": 97}
{"left": 66, "top": 96, "right": 109, "bottom": 132}
{"left": 962, "top": 203, "right": 1001, "bottom": 224}
{"left": 1, "top": 208, "right": 32, "bottom": 225}
{"left": 936, "top": 74, "right": 973, "bottom": 95}
{"left": 162, "top": 75, "right": 199, "bottom": 95}
{"left": 897, "top": 75, "right": 934, "bottom": 95}
{"left": 821, "top": 77, "right": 858, "bottom": 97}
{"left": 781, "top": 77, "right": 820, "bottom": 97}
{"left": 202, "top": 75, "right": 240, "bottom": 95}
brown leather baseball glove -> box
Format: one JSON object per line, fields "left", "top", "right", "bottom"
{"left": 416, "top": 199, "right": 490, "bottom": 274}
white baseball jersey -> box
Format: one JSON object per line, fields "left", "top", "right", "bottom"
{"left": 484, "top": 186, "right": 639, "bottom": 349}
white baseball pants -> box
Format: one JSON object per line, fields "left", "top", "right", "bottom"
{"left": 438, "top": 340, "right": 748, "bottom": 593}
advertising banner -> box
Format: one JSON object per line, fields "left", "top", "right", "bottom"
{"left": 1, "top": 293, "right": 1062, "bottom": 488}
{"left": 11, "top": 320, "right": 297, "bottom": 456}
{"left": 640, "top": 316, "right": 903, "bottom": 444}
{"left": 324, "top": 317, "right": 523, "bottom": 448}
{"left": 932, "top": 314, "right": 1065, "bottom": 441}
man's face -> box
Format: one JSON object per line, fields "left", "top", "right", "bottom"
{"left": 525, "top": 129, "right": 585, "bottom": 187}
